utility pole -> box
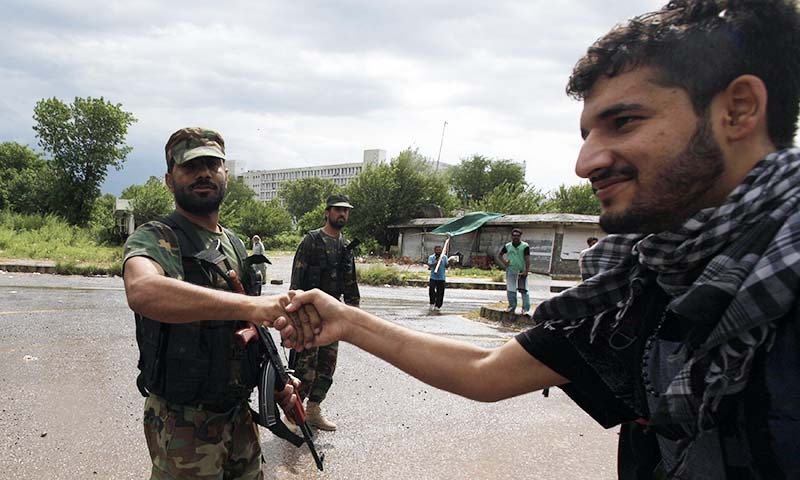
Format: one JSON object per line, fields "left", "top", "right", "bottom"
{"left": 435, "top": 120, "right": 448, "bottom": 171}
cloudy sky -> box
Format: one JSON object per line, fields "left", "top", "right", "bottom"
{"left": 2, "top": 0, "right": 666, "bottom": 196}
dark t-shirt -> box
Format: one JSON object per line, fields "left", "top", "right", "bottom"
{"left": 516, "top": 324, "right": 638, "bottom": 427}
{"left": 516, "top": 286, "right": 800, "bottom": 478}
{"left": 515, "top": 284, "right": 673, "bottom": 427}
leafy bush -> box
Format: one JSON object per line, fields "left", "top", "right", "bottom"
{"left": 356, "top": 264, "right": 413, "bottom": 286}
{"left": 89, "top": 193, "right": 123, "bottom": 245}
{"left": 263, "top": 231, "right": 304, "bottom": 250}
{"left": 56, "top": 261, "right": 122, "bottom": 276}
{"left": 121, "top": 177, "right": 173, "bottom": 226}
{"left": 0, "top": 210, "right": 121, "bottom": 266}
{"left": 296, "top": 204, "right": 326, "bottom": 234}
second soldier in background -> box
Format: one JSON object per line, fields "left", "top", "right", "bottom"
{"left": 289, "top": 194, "right": 360, "bottom": 430}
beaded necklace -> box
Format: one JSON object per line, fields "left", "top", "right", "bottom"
{"left": 640, "top": 307, "right": 670, "bottom": 398}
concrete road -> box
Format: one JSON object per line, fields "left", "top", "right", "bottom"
{"left": 0, "top": 262, "right": 618, "bottom": 480}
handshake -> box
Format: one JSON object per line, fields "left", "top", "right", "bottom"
{"left": 264, "top": 289, "right": 347, "bottom": 351}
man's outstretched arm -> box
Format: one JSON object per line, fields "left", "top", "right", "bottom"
{"left": 124, "top": 256, "right": 299, "bottom": 330}
{"left": 281, "top": 289, "right": 568, "bottom": 402}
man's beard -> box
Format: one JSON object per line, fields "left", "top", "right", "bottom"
{"left": 173, "top": 180, "right": 227, "bottom": 215}
{"left": 599, "top": 114, "right": 725, "bottom": 234}
{"left": 328, "top": 215, "right": 347, "bottom": 230}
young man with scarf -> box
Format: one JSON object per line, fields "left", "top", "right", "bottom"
{"left": 276, "top": 1, "right": 800, "bottom": 477}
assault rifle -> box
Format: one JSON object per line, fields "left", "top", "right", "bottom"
{"left": 194, "top": 245, "right": 324, "bottom": 471}
{"left": 234, "top": 320, "right": 325, "bottom": 471}
{"left": 227, "top": 271, "right": 325, "bottom": 472}
{"left": 346, "top": 238, "right": 361, "bottom": 252}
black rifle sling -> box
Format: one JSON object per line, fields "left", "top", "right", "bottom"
{"left": 162, "top": 211, "right": 206, "bottom": 256}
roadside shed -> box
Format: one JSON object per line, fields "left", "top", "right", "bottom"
{"left": 389, "top": 213, "right": 604, "bottom": 279}
{"left": 114, "top": 199, "right": 135, "bottom": 239}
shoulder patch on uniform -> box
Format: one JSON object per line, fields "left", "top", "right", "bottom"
{"left": 157, "top": 239, "right": 177, "bottom": 253}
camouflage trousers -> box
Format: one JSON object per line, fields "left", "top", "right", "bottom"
{"left": 143, "top": 394, "right": 263, "bottom": 480}
{"left": 292, "top": 341, "right": 339, "bottom": 403}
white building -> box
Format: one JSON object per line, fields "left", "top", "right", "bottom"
{"left": 240, "top": 149, "right": 386, "bottom": 202}
{"left": 225, "top": 159, "right": 238, "bottom": 179}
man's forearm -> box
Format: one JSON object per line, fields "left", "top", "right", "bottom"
{"left": 337, "top": 306, "right": 561, "bottom": 402}
{"left": 126, "top": 272, "right": 267, "bottom": 324}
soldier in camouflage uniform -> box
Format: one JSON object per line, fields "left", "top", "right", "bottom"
{"left": 123, "top": 128, "right": 306, "bottom": 480}
{"left": 289, "top": 194, "right": 360, "bottom": 431}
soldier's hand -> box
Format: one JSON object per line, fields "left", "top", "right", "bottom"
{"left": 275, "top": 375, "right": 301, "bottom": 414}
{"left": 281, "top": 289, "right": 347, "bottom": 350}
{"left": 286, "top": 304, "right": 322, "bottom": 350}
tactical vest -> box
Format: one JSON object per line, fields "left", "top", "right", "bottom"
{"left": 134, "top": 212, "right": 263, "bottom": 409}
{"left": 303, "top": 229, "right": 353, "bottom": 298}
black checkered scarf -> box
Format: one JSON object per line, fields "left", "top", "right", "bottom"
{"left": 534, "top": 148, "right": 800, "bottom": 440}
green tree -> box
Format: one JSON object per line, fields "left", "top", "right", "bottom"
{"left": 449, "top": 155, "right": 525, "bottom": 204}
{"left": 219, "top": 176, "right": 259, "bottom": 231}
{"left": 237, "top": 199, "right": 293, "bottom": 240}
{"left": 542, "top": 182, "right": 601, "bottom": 215}
{"left": 32, "top": 96, "right": 137, "bottom": 225}
{"left": 88, "top": 193, "right": 120, "bottom": 244}
{"left": 346, "top": 148, "right": 456, "bottom": 249}
{"left": 474, "top": 182, "right": 546, "bottom": 214}
{"left": 121, "top": 177, "right": 174, "bottom": 226}
{"left": 297, "top": 203, "right": 327, "bottom": 234}
{"left": 0, "top": 142, "right": 56, "bottom": 214}
{"left": 219, "top": 178, "right": 292, "bottom": 241}
{"left": 279, "top": 177, "right": 340, "bottom": 220}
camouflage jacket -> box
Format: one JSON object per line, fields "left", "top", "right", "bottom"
{"left": 290, "top": 228, "right": 360, "bottom": 307}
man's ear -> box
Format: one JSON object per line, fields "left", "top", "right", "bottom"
{"left": 718, "top": 74, "right": 768, "bottom": 142}
{"left": 165, "top": 172, "right": 174, "bottom": 193}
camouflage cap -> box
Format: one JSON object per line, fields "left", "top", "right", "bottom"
{"left": 326, "top": 193, "right": 354, "bottom": 209}
{"left": 165, "top": 127, "right": 226, "bottom": 167}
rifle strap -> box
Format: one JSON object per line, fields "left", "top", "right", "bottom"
{"left": 162, "top": 211, "right": 206, "bottom": 256}
{"left": 250, "top": 406, "right": 305, "bottom": 447}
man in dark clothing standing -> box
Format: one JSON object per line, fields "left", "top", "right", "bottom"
{"left": 289, "top": 194, "right": 360, "bottom": 431}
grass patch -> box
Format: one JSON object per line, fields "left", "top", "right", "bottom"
{"left": 0, "top": 210, "right": 122, "bottom": 275}
{"left": 448, "top": 267, "right": 505, "bottom": 282}
{"left": 56, "top": 261, "right": 123, "bottom": 276}
{"left": 357, "top": 263, "right": 416, "bottom": 286}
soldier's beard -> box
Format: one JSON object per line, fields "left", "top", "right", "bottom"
{"left": 328, "top": 216, "right": 347, "bottom": 230}
{"left": 174, "top": 181, "right": 227, "bottom": 215}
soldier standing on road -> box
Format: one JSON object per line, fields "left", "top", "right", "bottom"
{"left": 498, "top": 228, "right": 531, "bottom": 315}
{"left": 122, "top": 127, "right": 304, "bottom": 480}
{"left": 289, "top": 193, "right": 360, "bottom": 431}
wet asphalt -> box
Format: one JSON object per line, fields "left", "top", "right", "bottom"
{"left": 0, "top": 255, "right": 617, "bottom": 479}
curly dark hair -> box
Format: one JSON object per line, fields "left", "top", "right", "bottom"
{"left": 567, "top": 0, "right": 800, "bottom": 148}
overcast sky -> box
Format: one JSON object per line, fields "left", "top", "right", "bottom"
{"left": 2, "top": 0, "right": 667, "bottom": 196}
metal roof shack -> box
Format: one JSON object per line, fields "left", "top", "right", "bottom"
{"left": 389, "top": 213, "right": 604, "bottom": 279}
